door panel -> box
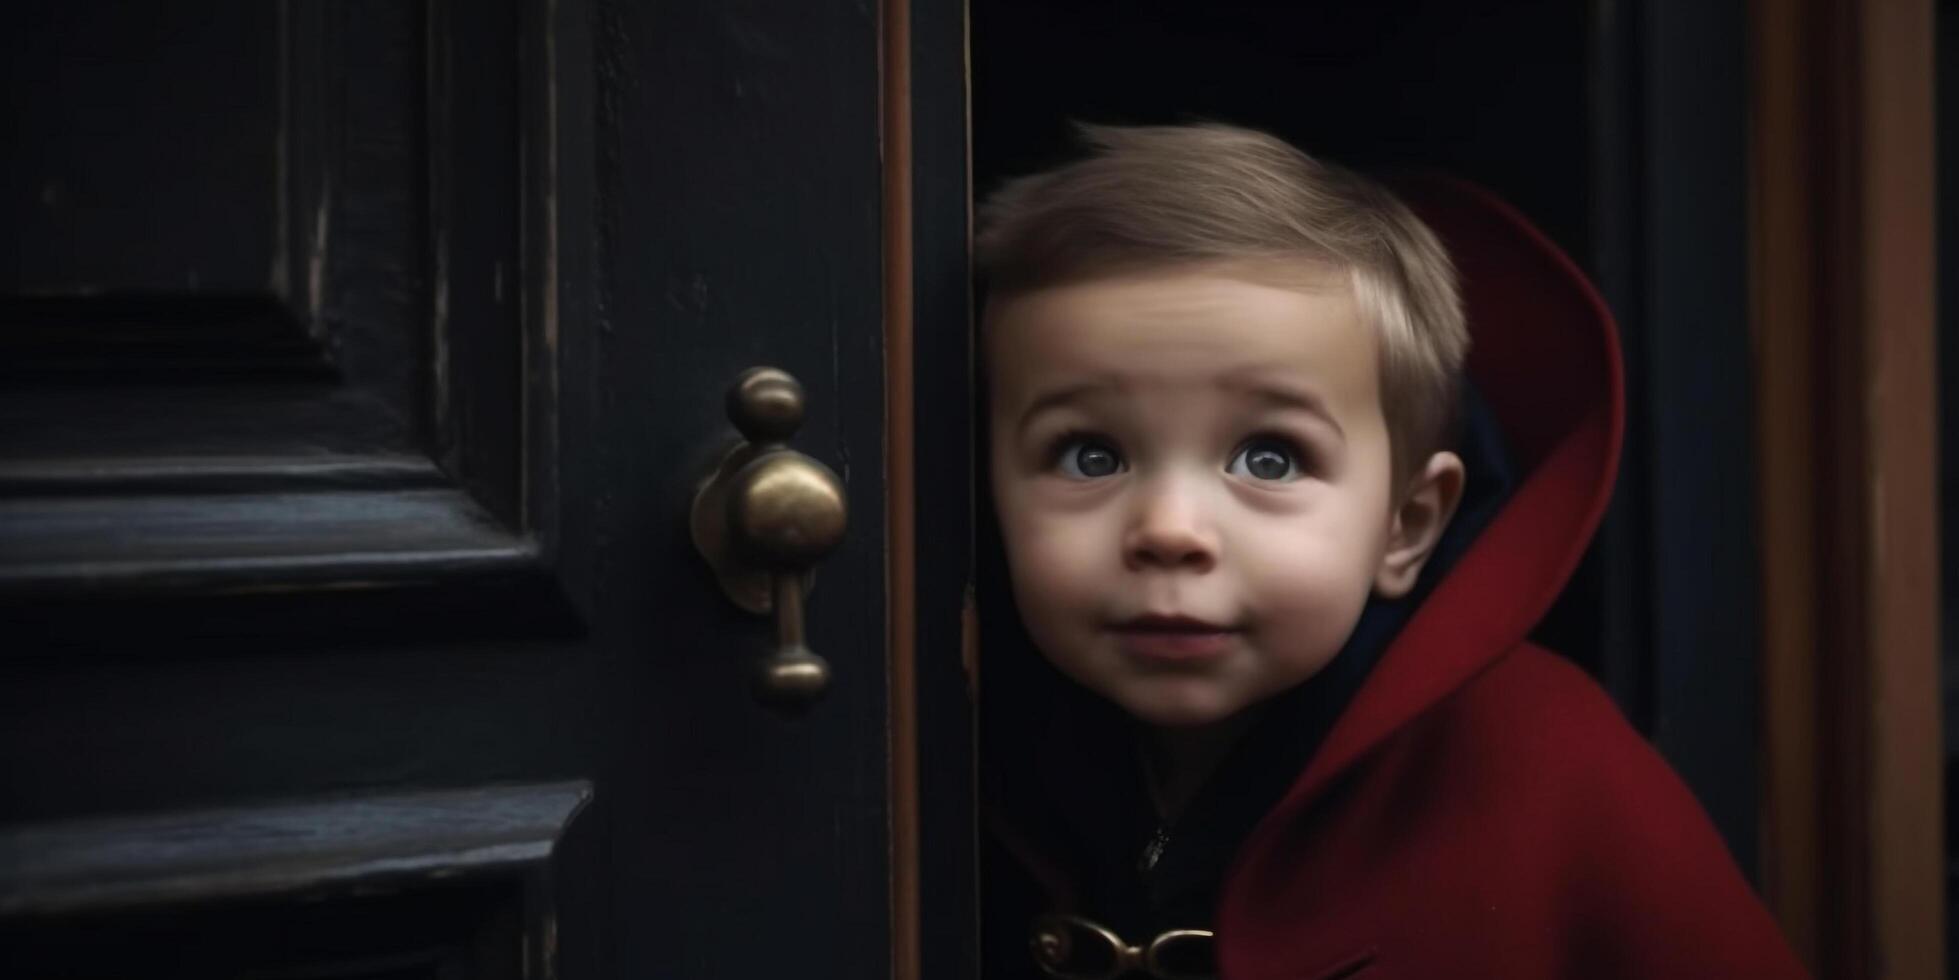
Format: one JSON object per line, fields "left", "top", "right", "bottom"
{"left": 2, "top": 0, "right": 540, "bottom": 597}
{"left": 2, "top": 2, "right": 901, "bottom": 977}
{"left": 1, "top": 783, "right": 582, "bottom": 980}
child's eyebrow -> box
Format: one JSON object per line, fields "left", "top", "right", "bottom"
{"left": 1015, "top": 380, "right": 1119, "bottom": 434}
{"left": 1219, "top": 377, "right": 1346, "bottom": 441}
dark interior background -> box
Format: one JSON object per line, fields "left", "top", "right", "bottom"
{"left": 971, "top": 0, "right": 1759, "bottom": 884}
{"left": 975, "top": 1, "right": 1594, "bottom": 257}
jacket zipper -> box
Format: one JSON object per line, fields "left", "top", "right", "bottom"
{"left": 1137, "top": 824, "right": 1171, "bottom": 873}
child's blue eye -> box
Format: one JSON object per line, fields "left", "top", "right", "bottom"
{"left": 1055, "top": 437, "right": 1125, "bottom": 479}
{"left": 1227, "top": 437, "right": 1303, "bottom": 482}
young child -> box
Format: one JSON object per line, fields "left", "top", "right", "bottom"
{"left": 977, "top": 124, "right": 1806, "bottom": 979}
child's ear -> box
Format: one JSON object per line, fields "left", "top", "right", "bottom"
{"left": 1373, "top": 451, "right": 1467, "bottom": 599}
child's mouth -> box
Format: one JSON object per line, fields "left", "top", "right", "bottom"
{"left": 1110, "top": 615, "right": 1238, "bottom": 663}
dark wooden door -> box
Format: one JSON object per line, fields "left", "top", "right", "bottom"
{"left": 1, "top": 2, "right": 911, "bottom": 977}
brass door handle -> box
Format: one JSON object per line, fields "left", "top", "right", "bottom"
{"left": 691, "top": 367, "right": 848, "bottom": 711}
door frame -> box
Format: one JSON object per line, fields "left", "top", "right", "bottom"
{"left": 1751, "top": 0, "right": 1942, "bottom": 974}
{"left": 892, "top": 1, "right": 980, "bottom": 978}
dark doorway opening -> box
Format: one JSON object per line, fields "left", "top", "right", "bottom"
{"left": 970, "top": 0, "right": 1759, "bottom": 971}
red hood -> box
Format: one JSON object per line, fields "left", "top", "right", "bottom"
{"left": 1253, "top": 175, "right": 1626, "bottom": 829}
{"left": 1203, "top": 183, "right": 1806, "bottom": 978}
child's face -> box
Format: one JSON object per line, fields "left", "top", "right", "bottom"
{"left": 988, "top": 262, "right": 1402, "bottom": 729}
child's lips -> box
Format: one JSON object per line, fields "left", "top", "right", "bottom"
{"left": 1110, "top": 615, "right": 1239, "bottom": 663}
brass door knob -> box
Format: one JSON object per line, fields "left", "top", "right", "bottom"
{"left": 691, "top": 367, "right": 848, "bottom": 711}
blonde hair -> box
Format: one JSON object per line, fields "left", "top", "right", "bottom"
{"left": 976, "top": 123, "right": 1468, "bottom": 488}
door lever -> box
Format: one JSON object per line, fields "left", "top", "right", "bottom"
{"left": 691, "top": 367, "right": 848, "bottom": 711}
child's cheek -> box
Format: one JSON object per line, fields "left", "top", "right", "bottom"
{"left": 1006, "top": 509, "right": 1099, "bottom": 601}
{"left": 1001, "top": 507, "right": 1105, "bottom": 649}
{"left": 1239, "top": 529, "right": 1376, "bottom": 657}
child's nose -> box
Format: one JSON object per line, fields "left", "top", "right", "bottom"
{"left": 1122, "top": 478, "right": 1218, "bottom": 572}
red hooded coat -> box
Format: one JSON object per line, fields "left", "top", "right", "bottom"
{"left": 988, "top": 179, "right": 1808, "bottom": 980}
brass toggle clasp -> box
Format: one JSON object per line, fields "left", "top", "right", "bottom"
{"left": 691, "top": 366, "right": 848, "bottom": 711}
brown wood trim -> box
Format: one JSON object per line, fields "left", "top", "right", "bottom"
{"left": 1751, "top": 0, "right": 1942, "bottom": 974}
{"left": 882, "top": 0, "right": 921, "bottom": 976}
{"left": 1751, "top": 0, "right": 1824, "bottom": 961}
{"left": 1859, "top": 0, "right": 1941, "bottom": 972}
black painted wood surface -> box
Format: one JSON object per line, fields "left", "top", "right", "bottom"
{"left": 2, "top": 1, "right": 905, "bottom": 977}
{"left": 910, "top": 2, "right": 978, "bottom": 977}
{"left": 0, "top": 781, "right": 589, "bottom": 916}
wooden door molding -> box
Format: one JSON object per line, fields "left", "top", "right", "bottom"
{"left": 0, "top": 782, "right": 589, "bottom": 979}
{"left": 1751, "top": 0, "right": 1942, "bottom": 974}
{"left": 0, "top": 781, "right": 588, "bottom": 916}
{"left": 0, "top": 0, "right": 573, "bottom": 626}
{"left": 884, "top": 1, "right": 921, "bottom": 976}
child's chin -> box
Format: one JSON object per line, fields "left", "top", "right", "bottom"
{"left": 1118, "top": 691, "right": 1239, "bottom": 729}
